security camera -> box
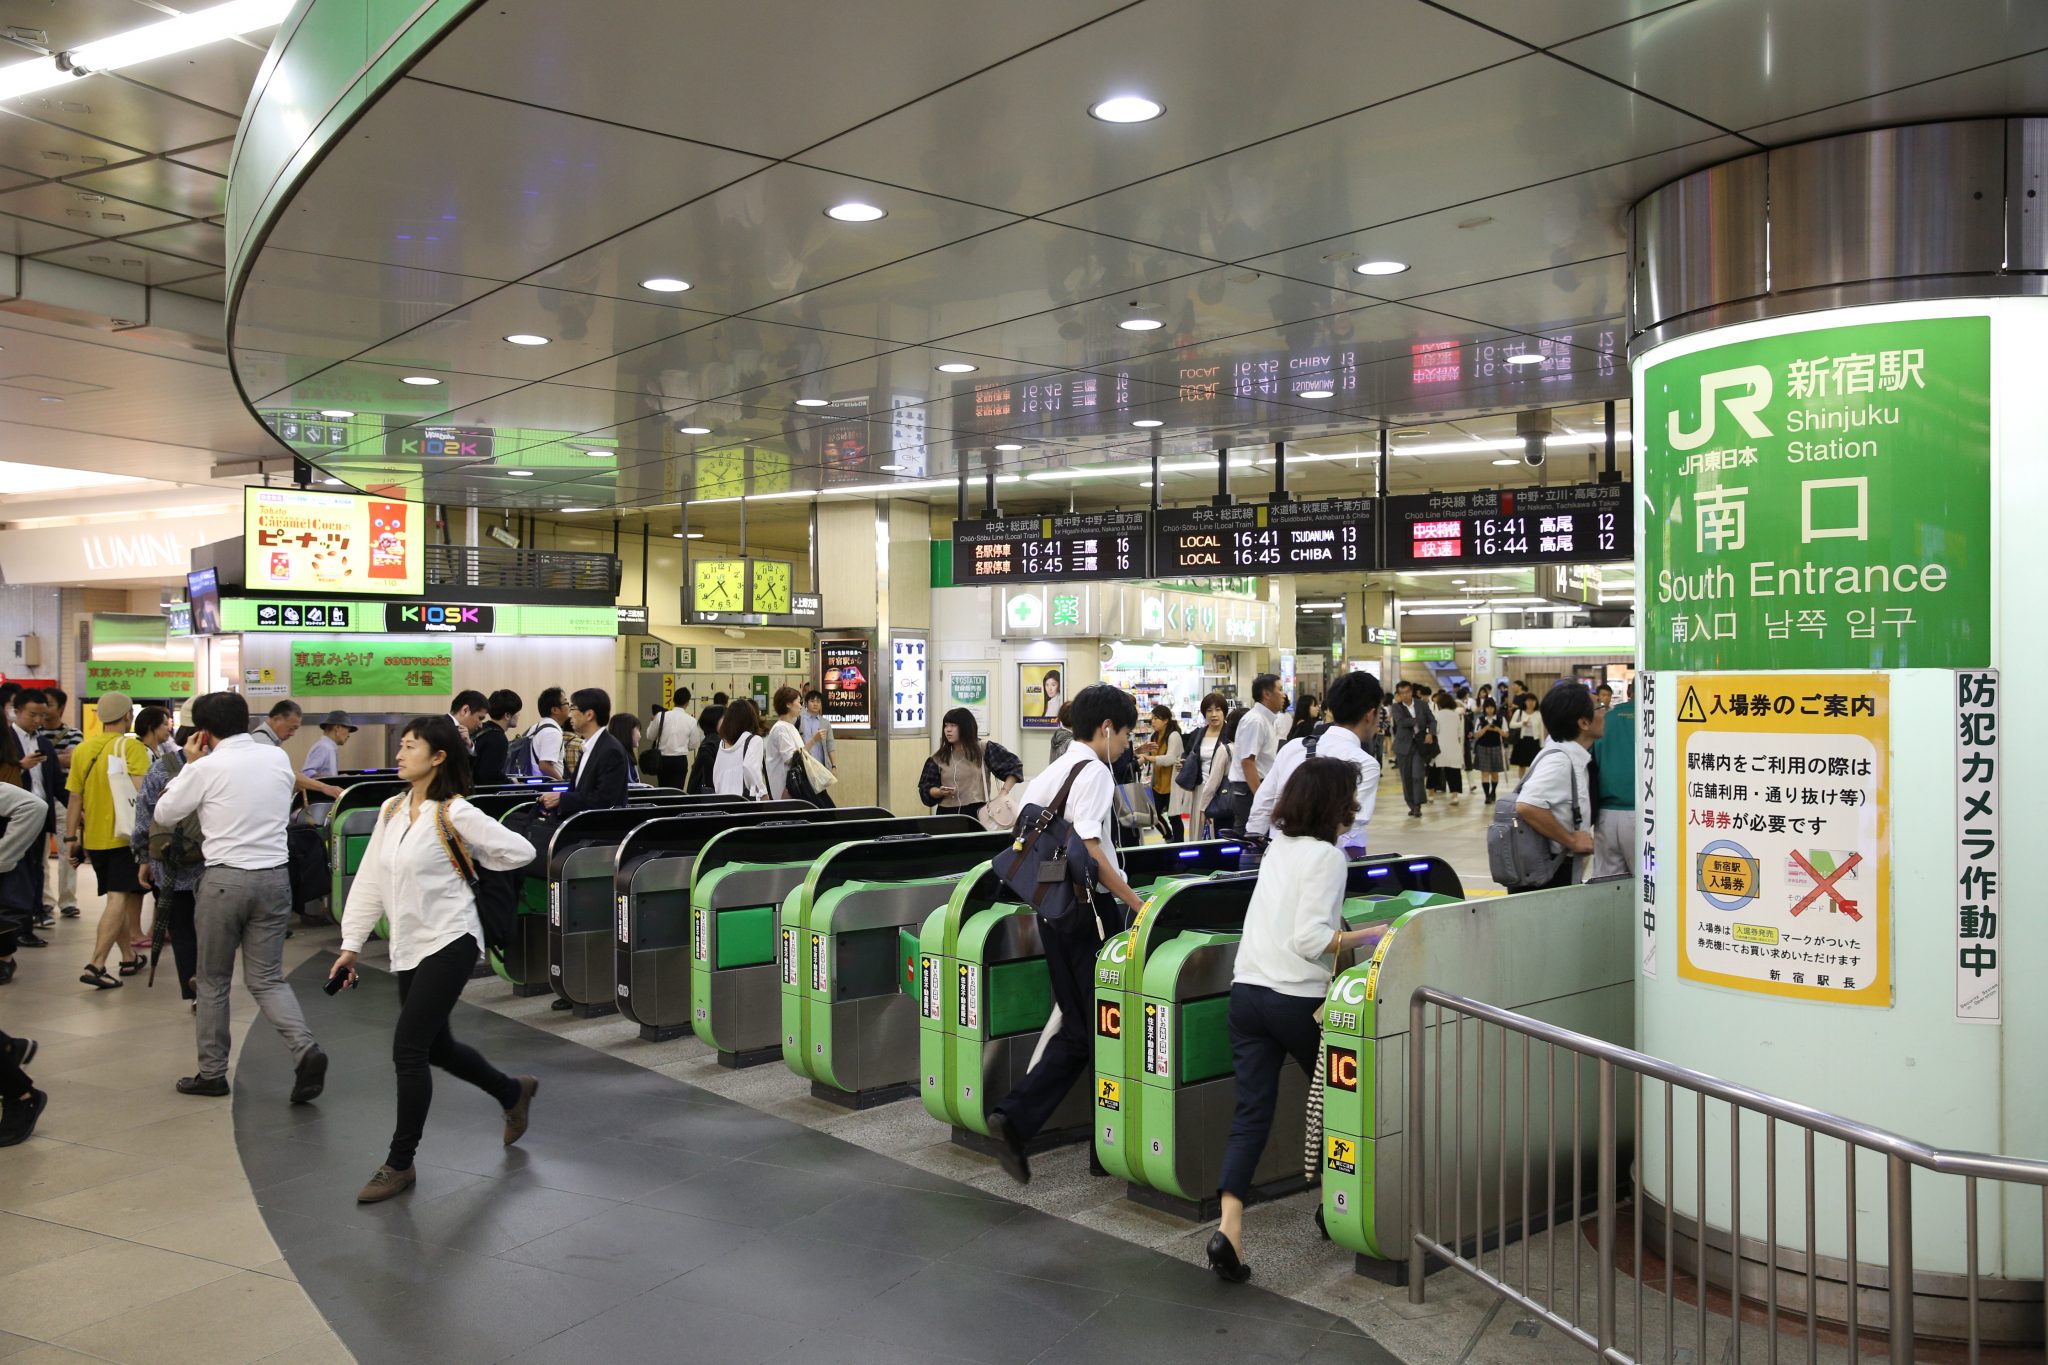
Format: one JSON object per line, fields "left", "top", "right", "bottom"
{"left": 1515, "top": 410, "right": 1553, "bottom": 467}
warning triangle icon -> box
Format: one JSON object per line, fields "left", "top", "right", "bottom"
{"left": 1678, "top": 687, "right": 1707, "bottom": 723}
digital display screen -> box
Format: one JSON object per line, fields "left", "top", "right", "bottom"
{"left": 818, "top": 639, "right": 872, "bottom": 730}
{"left": 951, "top": 512, "right": 1149, "bottom": 584}
{"left": 1382, "top": 483, "right": 1632, "bottom": 571}
{"left": 185, "top": 568, "right": 219, "bottom": 636}
{"left": 1152, "top": 498, "right": 1376, "bottom": 575}
{"left": 243, "top": 488, "right": 424, "bottom": 597}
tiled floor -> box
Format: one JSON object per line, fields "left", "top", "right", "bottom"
{"left": 0, "top": 802, "right": 1587, "bottom": 1365}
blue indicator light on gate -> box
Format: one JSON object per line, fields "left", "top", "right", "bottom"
{"left": 1367, "top": 867, "right": 1389, "bottom": 876}
{"left": 1177, "top": 849, "right": 1199, "bottom": 859}
{"left": 1408, "top": 862, "right": 1431, "bottom": 873}
{"left": 1219, "top": 844, "right": 1241, "bottom": 855}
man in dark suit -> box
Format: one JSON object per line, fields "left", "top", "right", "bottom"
{"left": 538, "top": 688, "right": 629, "bottom": 821}
{"left": 1388, "top": 681, "right": 1436, "bottom": 818}
{"left": 10, "top": 692, "right": 60, "bottom": 940}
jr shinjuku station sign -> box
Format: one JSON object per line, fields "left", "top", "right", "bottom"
{"left": 1642, "top": 314, "right": 1991, "bottom": 670}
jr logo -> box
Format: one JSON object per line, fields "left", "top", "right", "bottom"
{"left": 1666, "top": 364, "right": 1774, "bottom": 451}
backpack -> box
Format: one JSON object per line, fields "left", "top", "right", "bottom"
{"left": 1486, "top": 746, "right": 1583, "bottom": 890}
{"left": 286, "top": 824, "right": 331, "bottom": 910}
{"left": 686, "top": 733, "right": 721, "bottom": 794}
{"left": 990, "top": 761, "right": 1097, "bottom": 922}
{"left": 509, "top": 718, "right": 559, "bottom": 780}
{"left": 422, "top": 797, "right": 519, "bottom": 957}
{"left": 145, "top": 752, "right": 204, "bottom": 870}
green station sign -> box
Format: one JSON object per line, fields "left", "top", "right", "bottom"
{"left": 84, "top": 659, "right": 194, "bottom": 699}
{"left": 290, "top": 640, "right": 453, "bottom": 697}
{"left": 221, "top": 597, "right": 616, "bottom": 637}
{"left": 1642, "top": 313, "right": 1991, "bottom": 670}
{"left": 1399, "top": 645, "right": 1455, "bottom": 663}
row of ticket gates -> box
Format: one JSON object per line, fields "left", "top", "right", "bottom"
{"left": 311, "top": 774, "right": 1636, "bottom": 1275}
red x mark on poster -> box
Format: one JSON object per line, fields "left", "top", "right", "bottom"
{"left": 1788, "top": 850, "right": 1863, "bottom": 921}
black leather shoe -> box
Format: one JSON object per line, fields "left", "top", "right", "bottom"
{"left": 290, "top": 1046, "right": 327, "bottom": 1105}
{"left": 986, "top": 1110, "right": 1031, "bottom": 1185}
{"left": 15, "top": 931, "right": 47, "bottom": 948}
{"left": 1206, "top": 1231, "right": 1251, "bottom": 1283}
{"left": 176, "top": 1074, "right": 229, "bottom": 1097}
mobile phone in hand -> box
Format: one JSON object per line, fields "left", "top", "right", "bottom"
{"left": 323, "top": 970, "right": 352, "bottom": 996}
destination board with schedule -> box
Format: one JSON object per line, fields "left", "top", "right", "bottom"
{"left": 1382, "top": 482, "right": 1631, "bottom": 571}
{"left": 950, "top": 512, "right": 1150, "bottom": 584}
{"left": 1152, "top": 497, "right": 1376, "bottom": 574}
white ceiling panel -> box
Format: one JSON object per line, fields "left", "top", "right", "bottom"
{"left": 230, "top": 248, "right": 508, "bottom": 368}
{"left": 1427, "top": 0, "right": 1693, "bottom": 49}
{"left": 246, "top": 358, "right": 529, "bottom": 418}
{"left": 1555, "top": 0, "right": 2048, "bottom": 134}
{"left": 411, "top": 0, "right": 1127, "bottom": 159}
{"left": 164, "top": 138, "right": 236, "bottom": 175}
{"left": 746, "top": 219, "right": 1218, "bottom": 347}
{"left": 1045, "top": 57, "right": 1729, "bottom": 261}
{"left": 356, "top": 285, "right": 723, "bottom": 383}
{"left": 0, "top": 178, "right": 185, "bottom": 235}
{"left": 523, "top": 162, "right": 1020, "bottom": 316}
{"left": 261, "top": 79, "right": 770, "bottom": 281}
{"left": 67, "top": 157, "right": 227, "bottom": 220}
{"left": 0, "top": 212, "right": 92, "bottom": 255}
{"left": 1740, "top": 47, "right": 2048, "bottom": 145}
{"left": 802, "top": 0, "right": 1525, "bottom": 217}
{"left": 37, "top": 239, "right": 216, "bottom": 286}
{"left": 547, "top": 316, "right": 903, "bottom": 406}
{"left": 1402, "top": 264, "right": 1629, "bottom": 340}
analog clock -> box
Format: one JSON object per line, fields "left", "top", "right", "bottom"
{"left": 693, "top": 559, "right": 746, "bottom": 613}
{"left": 750, "top": 559, "right": 792, "bottom": 615}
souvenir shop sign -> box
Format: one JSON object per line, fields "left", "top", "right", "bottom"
{"left": 290, "top": 640, "right": 452, "bottom": 697}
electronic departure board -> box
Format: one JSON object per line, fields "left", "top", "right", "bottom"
{"left": 951, "top": 511, "right": 1149, "bottom": 584}
{"left": 1153, "top": 497, "right": 1376, "bottom": 575}
{"left": 1382, "top": 482, "right": 1631, "bottom": 571}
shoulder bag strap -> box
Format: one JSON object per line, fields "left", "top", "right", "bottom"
{"left": 433, "top": 799, "right": 478, "bottom": 884}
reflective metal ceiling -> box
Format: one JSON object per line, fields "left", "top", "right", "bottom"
{"left": 228, "top": 0, "right": 2048, "bottom": 513}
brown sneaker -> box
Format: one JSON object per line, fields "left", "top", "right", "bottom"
{"left": 355, "top": 1164, "right": 416, "bottom": 1203}
{"left": 502, "top": 1076, "right": 538, "bottom": 1147}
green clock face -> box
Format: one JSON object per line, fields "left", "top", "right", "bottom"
{"left": 750, "top": 560, "right": 791, "bottom": 615}
{"left": 693, "top": 559, "right": 746, "bottom": 613}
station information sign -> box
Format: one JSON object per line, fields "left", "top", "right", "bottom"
{"left": 1382, "top": 482, "right": 1630, "bottom": 571}
{"left": 1152, "top": 497, "right": 1376, "bottom": 575}
{"left": 950, "top": 511, "right": 1149, "bottom": 584}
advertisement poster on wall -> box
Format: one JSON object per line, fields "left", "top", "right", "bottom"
{"left": 945, "top": 667, "right": 991, "bottom": 732}
{"left": 1018, "top": 661, "right": 1066, "bottom": 730}
{"left": 818, "top": 639, "right": 872, "bottom": 730}
{"left": 891, "top": 638, "right": 928, "bottom": 731}
{"left": 244, "top": 488, "right": 424, "bottom": 596}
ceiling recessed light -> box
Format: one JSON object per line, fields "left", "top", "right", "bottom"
{"left": 504, "top": 333, "right": 549, "bottom": 346}
{"left": 319, "top": 409, "right": 353, "bottom": 418}
{"left": 994, "top": 443, "right": 1023, "bottom": 451}
{"left": 877, "top": 463, "right": 905, "bottom": 472}
{"left": 1297, "top": 389, "right": 1334, "bottom": 399}
{"left": 506, "top": 469, "right": 534, "bottom": 477}
{"left": 1452, "top": 579, "right": 1467, "bottom": 584}
{"left": 794, "top": 398, "right": 830, "bottom": 407}
{"left": 1089, "top": 95, "right": 1164, "bottom": 124}
{"left": 825, "top": 201, "right": 885, "bottom": 222}
{"left": 561, "top": 506, "right": 596, "bottom": 513}
{"left": 639, "top": 277, "right": 691, "bottom": 292}
{"left": 935, "top": 362, "right": 977, "bottom": 374}
{"left": 401, "top": 375, "right": 440, "bottom": 386}
{"left": 1132, "top": 418, "right": 1163, "bottom": 428}
{"left": 1118, "top": 318, "right": 1164, "bottom": 332}
{"left": 1353, "top": 260, "right": 1409, "bottom": 276}
{"left": 1491, "top": 457, "right": 1520, "bottom": 466}
{"left": 584, "top": 449, "right": 614, "bottom": 457}
{"left": 1505, "top": 351, "right": 1545, "bottom": 366}
{"left": 686, "top": 532, "right": 704, "bottom": 539}
{"left": 677, "top": 425, "right": 711, "bottom": 435}
{"left": 321, "top": 478, "right": 343, "bottom": 486}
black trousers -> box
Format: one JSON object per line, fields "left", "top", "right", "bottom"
{"left": 162, "top": 887, "right": 198, "bottom": 1000}
{"left": 387, "top": 935, "right": 519, "bottom": 1171}
{"left": 994, "top": 903, "right": 1108, "bottom": 1139}
{"left": 0, "top": 1026, "right": 29, "bottom": 1095}
{"left": 1218, "top": 982, "right": 1324, "bottom": 1200}
{"left": 656, "top": 755, "right": 689, "bottom": 791}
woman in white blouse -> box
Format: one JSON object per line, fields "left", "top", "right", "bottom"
{"left": 330, "top": 716, "right": 539, "bottom": 1205}
{"left": 765, "top": 687, "right": 807, "bottom": 801}
{"left": 711, "top": 698, "right": 769, "bottom": 799}
{"left": 1208, "top": 757, "right": 1387, "bottom": 1284}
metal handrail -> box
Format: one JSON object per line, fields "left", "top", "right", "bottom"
{"left": 1405, "top": 985, "right": 2048, "bottom": 1364}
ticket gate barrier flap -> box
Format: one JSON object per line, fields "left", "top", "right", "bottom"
{"left": 612, "top": 804, "right": 865, "bottom": 1041}
{"left": 1317, "top": 878, "right": 1635, "bottom": 1276}
{"left": 788, "top": 830, "right": 1011, "bottom": 1105}
{"left": 1095, "top": 856, "right": 1463, "bottom": 1215}
{"left": 690, "top": 815, "right": 978, "bottom": 1064}
{"left": 540, "top": 796, "right": 741, "bottom": 1015}
{"left": 916, "top": 841, "right": 1251, "bottom": 1147}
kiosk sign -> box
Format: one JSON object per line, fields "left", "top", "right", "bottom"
{"left": 1676, "top": 673, "right": 1890, "bottom": 1006}
{"left": 1641, "top": 315, "right": 1990, "bottom": 670}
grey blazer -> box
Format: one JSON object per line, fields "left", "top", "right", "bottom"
{"left": 1390, "top": 700, "right": 1436, "bottom": 756}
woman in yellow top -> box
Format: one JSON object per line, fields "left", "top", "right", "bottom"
{"left": 66, "top": 695, "right": 159, "bottom": 989}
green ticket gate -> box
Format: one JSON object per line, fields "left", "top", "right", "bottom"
{"left": 480, "top": 789, "right": 690, "bottom": 993}
{"left": 326, "top": 778, "right": 573, "bottom": 925}
{"left": 915, "top": 839, "right": 1252, "bottom": 1157}
{"left": 608, "top": 803, "right": 830, "bottom": 1040}
{"left": 1093, "top": 855, "right": 1463, "bottom": 1219}
{"left": 780, "top": 830, "right": 1012, "bottom": 1107}
{"left": 691, "top": 816, "right": 980, "bottom": 1067}
{"left": 1317, "top": 878, "right": 1634, "bottom": 1280}
{"left": 542, "top": 795, "right": 751, "bottom": 1016}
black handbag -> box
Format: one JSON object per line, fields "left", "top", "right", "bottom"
{"left": 989, "top": 764, "right": 1095, "bottom": 921}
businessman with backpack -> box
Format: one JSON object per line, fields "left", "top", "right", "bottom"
{"left": 984, "top": 684, "right": 1148, "bottom": 1185}
{"left": 1241, "top": 670, "right": 1385, "bottom": 865}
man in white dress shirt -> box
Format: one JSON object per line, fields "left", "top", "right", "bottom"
{"left": 154, "top": 691, "right": 325, "bottom": 1104}
{"left": 1244, "top": 669, "right": 1384, "bottom": 862}
{"left": 1227, "top": 673, "right": 1287, "bottom": 833}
